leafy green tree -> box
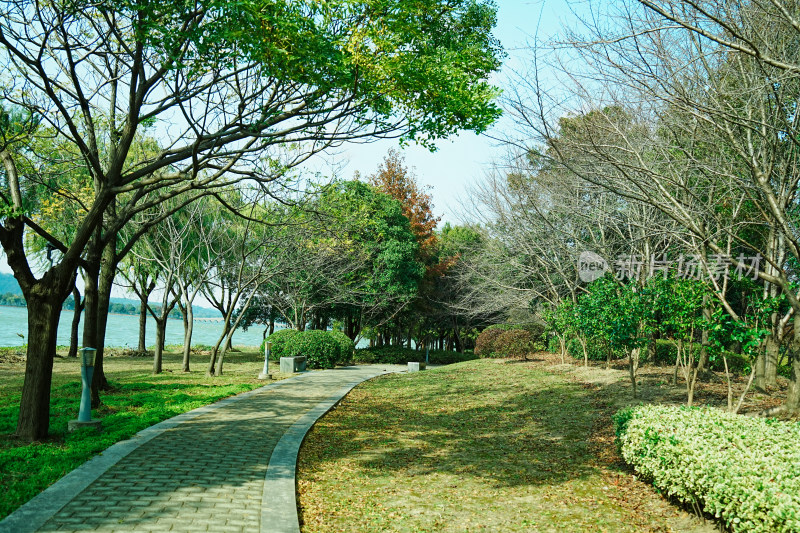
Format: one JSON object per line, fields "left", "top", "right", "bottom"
{"left": 645, "top": 276, "right": 707, "bottom": 404}
{"left": 577, "top": 276, "right": 651, "bottom": 397}
{"left": 543, "top": 300, "right": 574, "bottom": 364}
{"left": 262, "top": 180, "right": 423, "bottom": 337}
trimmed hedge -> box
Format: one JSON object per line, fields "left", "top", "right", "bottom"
{"left": 494, "top": 330, "right": 535, "bottom": 360}
{"left": 261, "top": 329, "right": 354, "bottom": 369}
{"left": 474, "top": 328, "right": 505, "bottom": 357}
{"left": 476, "top": 323, "right": 546, "bottom": 357}
{"left": 614, "top": 404, "right": 800, "bottom": 533}
{"left": 353, "top": 346, "right": 477, "bottom": 365}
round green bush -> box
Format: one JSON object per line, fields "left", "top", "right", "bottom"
{"left": 494, "top": 329, "right": 535, "bottom": 360}
{"left": 474, "top": 328, "right": 505, "bottom": 357}
{"left": 261, "top": 329, "right": 300, "bottom": 361}
{"left": 283, "top": 330, "right": 343, "bottom": 369}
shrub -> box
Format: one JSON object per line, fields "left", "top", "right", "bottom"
{"left": 478, "top": 324, "right": 546, "bottom": 357}
{"left": 353, "top": 345, "right": 409, "bottom": 364}
{"left": 329, "top": 330, "right": 355, "bottom": 363}
{"left": 261, "top": 329, "right": 300, "bottom": 361}
{"left": 566, "top": 338, "right": 625, "bottom": 361}
{"left": 282, "top": 330, "right": 342, "bottom": 369}
{"left": 261, "top": 329, "right": 353, "bottom": 368}
{"left": 493, "top": 330, "right": 534, "bottom": 360}
{"left": 487, "top": 323, "right": 545, "bottom": 338}
{"left": 547, "top": 335, "right": 561, "bottom": 354}
{"left": 352, "top": 346, "right": 477, "bottom": 365}
{"left": 474, "top": 328, "right": 505, "bottom": 357}
{"left": 614, "top": 404, "right": 800, "bottom": 533}
{"left": 652, "top": 340, "right": 750, "bottom": 374}
{"left": 484, "top": 323, "right": 518, "bottom": 332}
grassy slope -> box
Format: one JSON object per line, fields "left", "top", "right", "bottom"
{"left": 0, "top": 347, "right": 276, "bottom": 520}
{"left": 298, "top": 359, "right": 701, "bottom": 533}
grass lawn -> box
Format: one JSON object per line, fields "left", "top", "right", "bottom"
{"left": 297, "top": 358, "right": 712, "bottom": 533}
{"left": 0, "top": 345, "right": 280, "bottom": 520}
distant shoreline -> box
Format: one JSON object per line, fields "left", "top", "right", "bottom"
{"left": 0, "top": 303, "right": 222, "bottom": 320}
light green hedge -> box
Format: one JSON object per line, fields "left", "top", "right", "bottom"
{"left": 261, "top": 329, "right": 355, "bottom": 369}
{"left": 614, "top": 404, "right": 800, "bottom": 532}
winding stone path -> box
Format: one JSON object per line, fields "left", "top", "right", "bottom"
{"left": 0, "top": 365, "right": 404, "bottom": 533}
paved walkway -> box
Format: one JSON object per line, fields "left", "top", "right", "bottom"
{"left": 0, "top": 365, "right": 405, "bottom": 533}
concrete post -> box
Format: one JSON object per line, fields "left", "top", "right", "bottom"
{"left": 259, "top": 341, "right": 272, "bottom": 380}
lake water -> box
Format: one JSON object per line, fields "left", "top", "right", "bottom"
{"left": 0, "top": 306, "right": 268, "bottom": 348}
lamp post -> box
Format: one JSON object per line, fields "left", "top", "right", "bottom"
{"left": 258, "top": 341, "right": 272, "bottom": 380}
{"left": 68, "top": 347, "right": 102, "bottom": 432}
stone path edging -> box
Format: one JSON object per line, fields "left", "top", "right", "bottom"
{"left": 0, "top": 373, "right": 316, "bottom": 533}
{"left": 260, "top": 370, "right": 393, "bottom": 533}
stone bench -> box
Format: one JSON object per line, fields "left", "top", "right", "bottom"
{"left": 280, "top": 356, "right": 307, "bottom": 373}
{"left": 407, "top": 361, "right": 426, "bottom": 372}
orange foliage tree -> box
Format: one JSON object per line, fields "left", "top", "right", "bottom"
{"left": 367, "top": 149, "right": 445, "bottom": 276}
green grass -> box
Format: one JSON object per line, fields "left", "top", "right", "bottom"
{"left": 297, "top": 359, "right": 692, "bottom": 532}
{"left": 0, "top": 346, "right": 281, "bottom": 520}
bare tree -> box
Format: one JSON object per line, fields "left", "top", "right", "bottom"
{"left": 507, "top": 0, "right": 800, "bottom": 411}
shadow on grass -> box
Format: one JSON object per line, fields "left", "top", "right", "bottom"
{"left": 302, "top": 362, "right": 602, "bottom": 490}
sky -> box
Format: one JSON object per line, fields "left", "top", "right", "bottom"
{"left": 0, "top": 0, "right": 581, "bottom": 279}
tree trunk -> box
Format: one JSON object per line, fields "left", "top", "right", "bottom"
{"left": 783, "top": 314, "right": 800, "bottom": 413}
{"left": 215, "top": 344, "right": 229, "bottom": 376}
{"left": 216, "top": 330, "right": 238, "bottom": 376}
{"left": 647, "top": 333, "right": 656, "bottom": 365}
{"left": 153, "top": 317, "right": 166, "bottom": 374}
{"left": 785, "top": 353, "right": 800, "bottom": 412}
{"left": 182, "top": 302, "right": 194, "bottom": 372}
{"left": 453, "top": 327, "right": 463, "bottom": 353}
{"left": 764, "top": 332, "right": 779, "bottom": 387}
{"left": 82, "top": 261, "right": 101, "bottom": 394}
{"left": 15, "top": 295, "right": 62, "bottom": 441}
{"left": 207, "top": 347, "right": 218, "bottom": 375}
{"left": 91, "top": 244, "right": 116, "bottom": 406}
{"left": 672, "top": 343, "right": 680, "bottom": 385}
{"left": 138, "top": 292, "right": 148, "bottom": 353}
{"left": 579, "top": 336, "right": 588, "bottom": 367}
{"left": 629, "top": 348, "right": 639, "bottom": 399}
{"left": 754, "top": 345, "right": 767, "bottom": 391}
{"left": 697, "top": 304, "right": 711, "bottom": 372}
{"left": 67, "top": 285, "right": 83, "bottom": 359}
